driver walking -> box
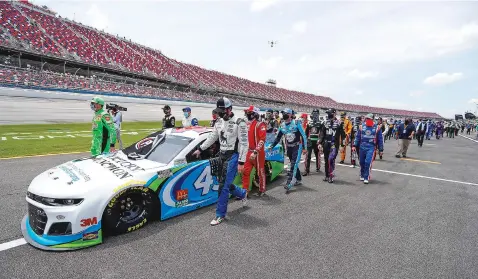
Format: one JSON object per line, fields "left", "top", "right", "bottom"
{"left": 192, "top": 97, "right": 248, "bottom": 226}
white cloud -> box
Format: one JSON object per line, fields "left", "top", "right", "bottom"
{"left": 86, "top": 4, "right": 109, "bottom": 31}
{"left": 423, "top": 73, "right": 464, "bottom": 85}
{"left": 409, "top": 90, "right": 426, "bottom": 97}
{"left": 250, "top": 0, "right": 277, "bottom": 12}
{"left": 469, "top": 98, "right": 478, "bottom": 104}
{"left": 292, "top": 20, "right": 307, "bottom": 34}
{"left": 355, "top": 90, "right": 364, "bottom": 95}
{"left": 347, "top": 69, "right": 379, "bottom": 79}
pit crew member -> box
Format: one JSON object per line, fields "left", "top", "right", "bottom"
{"left": 302, "top": 109, "right": 323, "bottom": 176}
{"left": 268, "top": 108, "right": 307, "bottom": 192}
{"left": 90, "top": 97, "right": 116, "bottom": 156}
{"left": 192, "top": 97, "right": 248, "bottom": 226}
{"left": 352, "top": 113, "right": 384, "bottom": 184}
{"left": 242, "top": 106, "right": 267, "bottom": 197}
{"left": 162, "top": 105, "right": 176, "bottom": 129}
{"left": 320, "top": 108, "right": 345, "bottom": 183}
{"left": 182, "top": 107, "right": 198, "bottom": 127}
{"left": 339, "top": 112, "right": 352, "bottom": 164}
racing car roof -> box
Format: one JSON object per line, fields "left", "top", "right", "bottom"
{"left": 171, "top": 126, "right": 213, "bottom": 138}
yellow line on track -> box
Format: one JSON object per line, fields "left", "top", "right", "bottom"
{"left": 0, "top": 151, "right": 88, "bottom": 160}
{"left": 400, "top": 158, "right": 441, "bottom": 164}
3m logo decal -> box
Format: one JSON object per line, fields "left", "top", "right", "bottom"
{"left": 176, "top": 189, "right": 188, "bottom": 201}
{"left": 80, "top": 217, "right": 98, "bottom": 227}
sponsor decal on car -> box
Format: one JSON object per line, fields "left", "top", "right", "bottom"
{"left": 66, "top": 162, "right": 91, "bottom": 182}
{"left": 58, "top": 165, "right": 80, "bottom": 182}
{"left": 173, "top": 159, "right": 187, "bottom": 166}
{"left": 80, "top": 217, "right": 98, "bottom": 227}
{"left": 82, "top": 231, "right": 99, "bottom": 241}
{"left": 104, "top": 155, "right": 145, "bottom": 172}
{"left": 135, "top": 137, "right": 155, "bottom": 150}
{"left": 112, "top": 180, "right": 146, "bottom": 193}
{"left": 157, "top": 169, "right": 172, "bottom": 179}
{"left": 176, "top": 189, "right": 188, "bottom": 201}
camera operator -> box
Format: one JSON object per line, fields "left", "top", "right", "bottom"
{"left": 108, "top": 105, "right": 123, "bottom": 150}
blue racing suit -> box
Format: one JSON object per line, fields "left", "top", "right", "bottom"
{"left": 270, "top": 120, "right": 307, "bottom": 189}
{"left": 426, "top": 121, "right": 434, "bottom": 140}
{"left": 354, "top": 122, "right": 384, "bottom": 181}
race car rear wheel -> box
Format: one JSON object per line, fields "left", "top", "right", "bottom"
{"left": 103, "top": 187, "right": 159, "bottom": 236}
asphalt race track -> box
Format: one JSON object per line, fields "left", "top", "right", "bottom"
{"left": 1, "top": 135, "right": 478, "bottom": 278}
{"left": 0, "top": 87, "right": 249, "bottom": 124}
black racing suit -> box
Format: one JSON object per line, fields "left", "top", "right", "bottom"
{"left": 351, "top": 118, "right": 361, "bottom": 165}
{"left": 320, "top": 119, "right": 345, "bottom": 179}
{"left": 304, "top": 120, "right": 323, "bottom": 173}
{"left": 162, "top": 115, "right": 176, "bottom": 128}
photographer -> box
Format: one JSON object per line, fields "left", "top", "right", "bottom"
{"left": 108, "top": 105, "right": 123, "bottom": 150}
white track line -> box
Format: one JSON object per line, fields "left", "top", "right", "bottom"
{"left": 459, "top": 134, "right": 478, "bottom": 143}
{"left": 0, "top": 238, "right": 26, "bottom": 252}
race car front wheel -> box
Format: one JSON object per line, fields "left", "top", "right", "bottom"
{"left": 103, "top": 187, "right": 159, "bottom": 235}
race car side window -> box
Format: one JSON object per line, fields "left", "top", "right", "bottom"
{"left": 186, "top": 139, "right": 218, "bottom": 163}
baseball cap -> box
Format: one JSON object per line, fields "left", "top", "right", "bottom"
{"left": 163, "top": 105, "right": 171, "bottom": 110}
{"left": 216, "top": 97, "right": 232, "bottom": 112}
{"left": 365, "top": 113, "right": 374, "bottom": 119}
{"left": 244, "top": 105, "right": 260, "bottom": 114}
{"left": 91, "top": 97, "right": 104, "bottom": 106}
{"left": 182, "top": 107, "right": 191, "bottom": 112}
{"left": 282, "top": 108, "right": 293, "bottom": 114}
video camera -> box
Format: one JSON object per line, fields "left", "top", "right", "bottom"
{"left": 106, "top": 103, "right": 127, "bottom": 112}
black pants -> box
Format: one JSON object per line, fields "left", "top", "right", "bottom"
{"left": 323, "top": 142, "right": 337, "bottom": 178}
{"left": 305, "top": 141, "right": 320, "bottom": 172}
{"left": 467, "top": 128, "right": 471, "bottom": 135}
{"left": 417, "top": 133, "right": 425, "bottom": 146}
{"left": 286, "top": 145, "right": 301, "bottom": 184}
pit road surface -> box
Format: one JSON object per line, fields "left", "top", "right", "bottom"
{"left": 1, "top": 136, "right": 478, "bottom": 279}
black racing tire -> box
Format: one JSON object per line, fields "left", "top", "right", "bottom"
{"left": 102, "top": 187, "right": 159, "bottom": 236}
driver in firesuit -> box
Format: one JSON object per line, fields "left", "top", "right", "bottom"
{"left": 182, "top": 107, "right": 198, "bottom": 128}
{"left": 339, "top": 112, "right": 352, "bottom": 164}
{"left": 162, "top": 105, "right": 176, "bottom": 129}
{"left": 242, "top": 106, "right": 267, "bottom": 197}
{"left": 320, "top": 108, "right": 345, "bottom": 183}
{"left": 90, "top": 97, "right": 116, "bottom": 156}
{"left": 268, "top": 108, "right": 307, "bottom": 193}
{"left": 352, "top": 113, "right": 384, "bottom": 184}
{"left": 192, "top": 97, "right": 248, "bottom": 226}
{"left": 302, "top": 109, "right": 323, "bottom": 176}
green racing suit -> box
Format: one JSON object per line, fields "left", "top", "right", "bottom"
{"left": 91, "top": 109, "right": 117, "bottom": 156}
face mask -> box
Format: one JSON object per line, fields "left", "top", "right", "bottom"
{"left": 282, "top": 114, "right": 290, "bottom": 121}
{"left": 327, "top": 113, "right": 334, "bottom": 119}
{"left": 246, "top": 114, "right": 255, "bottom": 121}
{"left": 163, "top": 110, "right": 170, "bottom": 115}
{"left": 183, "top": 112, "right": 189, "bottom": 118}
{"left": 212, "top": 114, "right": 217, "bottom": 120}
{"left": 90, "top": 103, "right": 96, "bottom": 111}
{"left": 365, "top": 119, "right": 374, "bottom": 127}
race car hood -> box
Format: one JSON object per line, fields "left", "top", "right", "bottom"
{"left": 28, "top": 152, "right": 165, "bottom": 198}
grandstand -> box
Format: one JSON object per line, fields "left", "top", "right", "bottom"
{"left": 0, "top": 0, "right": 442, "bottom": 119}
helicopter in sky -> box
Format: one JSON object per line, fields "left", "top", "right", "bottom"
{"left": 268, "top": 40, "right": 278, "bottom": 48}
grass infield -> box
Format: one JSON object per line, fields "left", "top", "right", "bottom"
{"left": 0, "top": 120, "right": 210, "bottom": 158}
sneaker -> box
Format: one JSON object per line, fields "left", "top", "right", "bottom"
{"left": 360, "top": 177, "right": 364, "bottom": 181}
{"left": 328, "top": 177, "right": 334, "bottom": 183}
{"left": 241, "top": 195, "right": 248, "bottom": 207}
{"left": 316, "top": 168, "right": 320, "bottom": 172}
{"left": 339, "top": 160, "right": 344, "bottom": 164}
{"left": 302, "top": 171, "right": 309, "bottom": 176}
{"left": 323, "top": 176, "right": 329, "bottom": 181}
{"left": 253, "top": 192, "right": 267, "bottom": 198}
{"left": 395, "top": 155, "right": 401, "bottom": 158}
{"left": 210, "top": 217, "right": 225, "bottom": 226}
{"left": 402, "top": 155, "right": 407, "bottom": 158}
{"left": 379, "top": 155, "right": 383, "bottom": 160}
{"left": 295, "top": 180, "right": 302, "bottom": 186}
{"left": 364, "top": 180, "right": 369, "bottom": 184}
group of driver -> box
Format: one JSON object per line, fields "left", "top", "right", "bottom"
{"left": 91, "top": 96, "right": 384, "bottom": 227}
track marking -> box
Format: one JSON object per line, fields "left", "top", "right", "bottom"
{"left": 0, "top": 151, "right": 88, "bottom": 160}
{"left": 400, "top": 158, "right": 441, "bottom": 164}
{"left": 459, "top": 134, "right": 478, "bottom": 143}
{"left": 0, "top": 238, "right": 26, "bottom": 252}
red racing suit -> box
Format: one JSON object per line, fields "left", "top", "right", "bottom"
{"left": 242, "top": 119, "right": 267, "bottom": 193}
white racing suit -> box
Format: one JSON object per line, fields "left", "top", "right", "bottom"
{"left": 198, "top": 114, "right": 248, "bottom": 218}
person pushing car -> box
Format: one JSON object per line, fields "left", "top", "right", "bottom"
{"left": 90, "top": 97, "right": 116, "bottom": 156}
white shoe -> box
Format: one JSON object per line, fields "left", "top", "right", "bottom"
{"left": 241, "top": 196, "right": 248, "bottom": 207}
{"left": 210, "top": 217, "right": 225, "bottom": 226}
{"left": 364, "top": 180, "right": 369, "bottom": 184}
{"left": 360, "top": 177, "right": 364, "bottom": 181}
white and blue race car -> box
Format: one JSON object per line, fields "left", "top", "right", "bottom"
{"left": 21, "top": 126, "right": 285, "bottom": 250}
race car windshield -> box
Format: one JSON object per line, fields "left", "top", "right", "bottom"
{"left": 145, "top": 135, "right": 192, "bottom": 164}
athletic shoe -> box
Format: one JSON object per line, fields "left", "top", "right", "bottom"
{"left": 364, "top": 180, "right": 369, "bottom": 184}
{"left": 302, "top": 171, "right": 309, "bottom": 176}
{"left": 328, "top": 177, "right": 334, "bottom": 183}
{"left": 242, "top": 195, "right": 248, "bottom": 207}
{"left": 210, "top": 217, "right": 225, "bottom": 226}
{"left": 295, "top": 180, "right": 302, "bottom": 186}
{"left": 360, "top": 177, "right": 364, "bottom": 181}
{"left": 253, "top": 192, "right": 267, "bottom": 198}
{"left": 323, "top": 177, "right": 329, "bottom": 181}
{"left": 339, "top": 160, "right": 344, "bottom": 164}
{"left": 316, "top": 168, "right": 320, "bottom": 172}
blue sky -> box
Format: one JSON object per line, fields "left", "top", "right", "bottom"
{"left": 32, "top": 0, "right": 478, "bottom": 118}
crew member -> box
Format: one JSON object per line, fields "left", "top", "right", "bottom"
{"left": 269, "top": 108, "right": 307, "bottom": 192}
{"left": 210, "top": 108, "right": 219, "bottom": 127}
{"left": 416, "top": 119, "right": 426, "bottom": 147}
{"left": 353, "top": 113, "right": 384, "bottom": 184}
{"left": 302, "top": 109, "right": 323, "bottom": 176}
{"left": 242, "top": 106, "right": 267, "bottom": 197}
{"left": 110, "top": 105, "right": 123, "bottom": 150}
{"left": 182, "top": 107, "right": 198, "bottom": 127}
{"left": 351, "top": 115, "right": 362, "bottom": 167}
{"left": 339, "top": 112, "right": 352, "bottom": 164}
{"left": 90, "top": 97, "right": 116, "bottom": 156}
{"left": 162, "top": 105, "right": 176, "bottom": 129}
{"left": 320, "top": 108, "right": 345, "bottom": 183}
{"left": 192, "top": 97, "right": 248, "bottom": 226}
